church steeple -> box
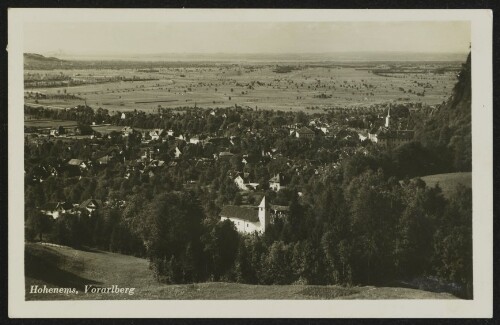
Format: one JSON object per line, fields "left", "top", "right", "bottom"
{"left": 385, "top": 105, "right": 391, "bottom": 128}
{"left": 258, "top": 196, "right": 269, "bottom": 233}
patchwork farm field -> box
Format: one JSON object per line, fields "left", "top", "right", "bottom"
{"left": 24, "top": 61, "right": 460, "bottom": 113}
{"left": 90, "top": 125, "right": 124, "bottom": 134}
{"left": 24, "top": 119, "right": 78, "bottom": 128}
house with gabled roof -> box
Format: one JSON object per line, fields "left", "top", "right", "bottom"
{"left": 189, "top": 136, "right": 201, "bottom": 145}
{"left": 80, "top": 199, "right": 102, "bottom": 213}
{"left": 149, "top": 129, "right": 164, "bottom": 141}
{"left": 269, "top": 173, "right": 288, "bottom": 192}
{"left": 295, "top": 126, "right": 315, "bottom": 139}
{"left": 174, "top": 146, "right": 182, "bottom": 158}
{"left": 233, "top": 172, "right": 260, "bottom": 191}
{"left": 122, "top": 126, "right": 134, "bottom": 137}
{"left": 68, "top": 158, "right": 83, "bottom": 166}
{"left": 68, "top": 159, "right": 88, "bottom": 170}
{"left": 234, "top": 175, "right": 249, "bottom": 191}
{"left": 97, "top": 155, "right": 113, "bottom": 165}
{"left": 40, "top": 201, "right": 74, "bottom": 219}
{"left": 218, "top": 151, "right": 234, "bottom": 160}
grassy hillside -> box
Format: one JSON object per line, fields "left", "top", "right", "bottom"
{"left": 420, "top": 172, "right": 471, "bottom": 198}
{"left": 25, "top": 243, "right": 457, "bottom": 300}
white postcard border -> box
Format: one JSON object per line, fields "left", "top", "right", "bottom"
{"left": 8, "top": 8, "right": 493, "bottom": 318}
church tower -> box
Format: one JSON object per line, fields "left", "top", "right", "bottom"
{"left": 385, "top": 105, "right": 391, "bottom": 128}
{"left": 258, "top": 196, "right": 269, "bottom": 233}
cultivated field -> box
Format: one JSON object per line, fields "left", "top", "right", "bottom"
{"left": 24, "top": 119, "right": 78, "bottom": 129}
{"left": 25, "top": 243, "right": 457, "bottom": 300}
{"left": 24, "top": 62, "right": 460, "bottom": 113}
{"left": 90, "top": 125, "right": 124, "bottom": 134}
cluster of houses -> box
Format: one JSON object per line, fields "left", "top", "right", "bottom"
{"left": 365, "top": 106, "right": 415, "bottom": 147}
{"left": 28, "top": 151, "right": 125, "bottom": 182}
{"left": 231, "top": 170, "right": 289, "bottom": 192}
{"left": 39, "top": 198, "right": 123, "bottom": 219}
{"left": 27, "top": 106, "right": 415, "bottom": 236}
{"left": 46, "top": 126, "right": 84, "bottom": 137}
{"left": 217, "top": 110, "right": 414, "bottom": 235}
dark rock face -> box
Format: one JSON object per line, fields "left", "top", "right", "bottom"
{"left": 416, "top": 52, "right": 472, "bottom": 172}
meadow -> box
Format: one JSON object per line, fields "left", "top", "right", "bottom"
{"left": 25, "top": 243, "right": 457, "bottom": 300}
{"left": 90, "top": 125, "right": 124, "bottom": 134}
{"left": 420, "top": 172, "right": 472, "bottom": 198}
{"left": 24, "top": 62, "right": 460, "bottom": 113}
{"left": 24, "top": 119, "right": 78, "bottom": 129}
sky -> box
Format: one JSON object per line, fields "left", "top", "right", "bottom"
{"left": 23, "top": 21, "right": 471, "bottom": 58}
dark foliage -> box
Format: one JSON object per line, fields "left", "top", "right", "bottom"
{"left": 24, "top": 54, "right": 472, "bottom": 298}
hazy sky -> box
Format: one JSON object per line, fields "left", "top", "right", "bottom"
{"left": 24, "top": 21, "right": 470, "bottom": 56}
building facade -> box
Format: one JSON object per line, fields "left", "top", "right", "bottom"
{"left": 220, "top": 197, "right": 269, "bottom": 234}
{"left": 368, "top": 106, "right": 414, "bottom": 147}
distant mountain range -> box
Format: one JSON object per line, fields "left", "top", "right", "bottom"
{"left": 24, "top": 53, "right": 65, "bottom": 62}
{"left": 30, "top": 51, "right": 468, "bottom": 63}
{"left": 24, "top": 53, "right": 69, "bottom": 69}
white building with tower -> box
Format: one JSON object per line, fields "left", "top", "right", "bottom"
{"left": 220, "top": 197, "right": 269, "bottom": 234}
{"left": 368, "top": 105, "right": 414, "bottom": 147}
{"left": 385, "top": 106, "right": 391, "bottom": 128}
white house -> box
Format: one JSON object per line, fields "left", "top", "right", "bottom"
{"left": 189, "top": 137, "right": 200, "bottom": 145}
{"left": 68, "top": 159, "right": 88, "bottom": 170}
{"left": 174, "top": 146, "right": 182, "bottom": 158}
{"left": 149, "top": 129, "right": 164, "bottom": 141}
{"left": 269, "top": 173, "right": 287, "bottom": 192}
{"left": 234, "top": 175, "right": 249, "bottom": 191}
{"left": 220, "top": 197, "right": 269, "bottom": 234}
{"left": 122, "top": 126, "right": 134, "bottom": 137}
{"left": 41, "top": 202, "right": 73, "bottom": 219}
{"left": 80, "top": 199, "right": 102, "bottom": 213}
{"left": 358, "top": 131, "right": 368, "bottom": 141}
{"left": 234, "top": 173, "right": 260, "bottom": 191}
{"left": 97, "top": 155, "right": 112, "bottom": 165}
{"left": 218, "top": 151, "right": 234, "bottom": 160}
{"left": 295, "top": 126, "right": 315, "bottom": 139}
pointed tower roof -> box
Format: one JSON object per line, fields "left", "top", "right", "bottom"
{"left": 385, "top": 104, "right": 391, "bottom": 128}
{"left": 259, "top": 196, "right": 266, "bottom": 208}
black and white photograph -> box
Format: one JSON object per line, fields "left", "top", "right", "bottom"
{"left": 7, "top": 8, "right": 493, "bottom": 318}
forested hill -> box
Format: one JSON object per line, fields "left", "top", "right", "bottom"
{"left": 415, "top": 52, "right": 471, "bottom": 171}
{"left": 24, "top": 53, "right": 69, "bottom": 69}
